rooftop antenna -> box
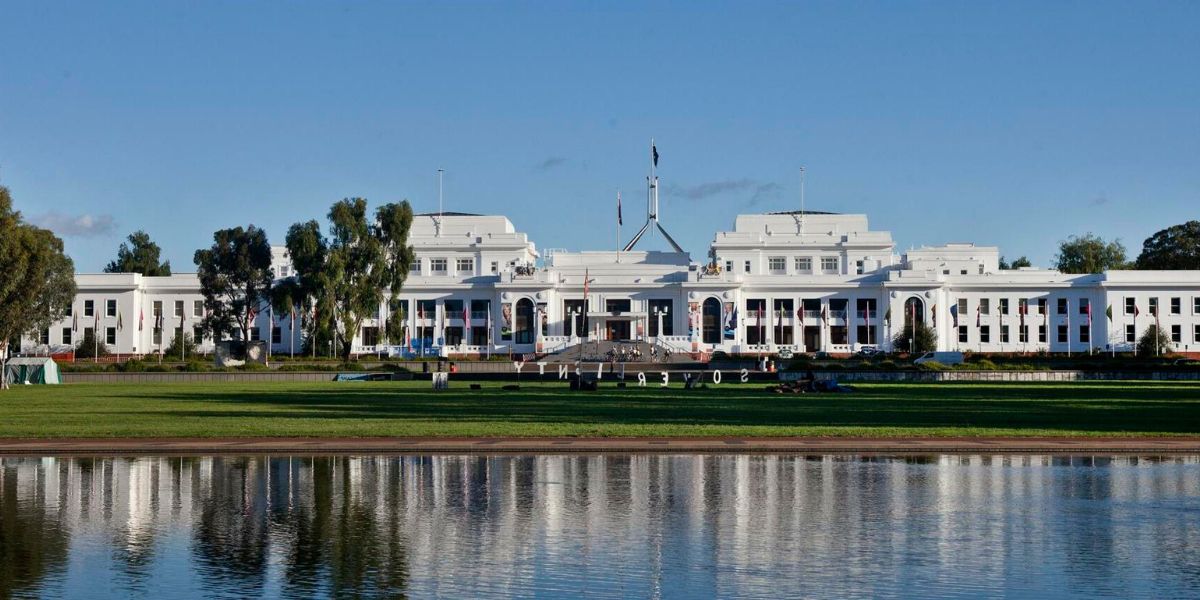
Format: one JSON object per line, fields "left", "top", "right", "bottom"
{"left": 436, "top": 168, "right": 444, "bottom": 237}
{"left": 624, "top": 139, "right": 684, "bottom": 253}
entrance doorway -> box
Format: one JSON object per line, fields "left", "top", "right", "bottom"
{"left": 606, "top": 320, "right": 631, "bottom": 341}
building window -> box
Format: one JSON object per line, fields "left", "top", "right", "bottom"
{"left": 1194, "top": 297, "right": 1200, "bottom": 315}
{"left": 1125, "top": 297, "right": 1136, "bottom": 315}
{"left": 106, "top": 299, "right": 117, "bottom": 317}
{"left": 956, "top": 298, "right": 968, "bottom": 318}
{"left": 1149, "top": 297, "right": 1159, "bottom": 317}
{"left": 1079, "top": 325, "right": 1089, "bottom": 343}
{"left": 820, "top": 257, "right": 838, "bottom": 273}
{"left": 1170, "top": 297, "right": 1181, "bottom": 315}
{"left": 605, "top": 298, "right": 631, "bottom": 313}
{"left": 768, "top": 257, "right": 786, "bottom": 274}
{"left": 1038, "top": 325, "right": 1047, "bottom": 343}
{"left": 456, "top": 258, "right": 474, "bottom": 274}
{"left": 1037, "top": 298, "right": 1047, "bottom": 314}
{"left": 960, "top": 269, "right": 968, "bottom": 275}
{"left": 250, "top": 328, "right": 261, "bottom": 342}
{"left": 65, "top": 304, "right": 73, "bottom": 316}
{"left": 999, "top": 298, "right": 1009, "bottom": 315}
{"left": 1057, "top": 298, "right": 1068, "bottom": 314}
{"left": 410, "top": 260, "right": 421, "bottom": 275}
{"left": 1171, "top": 325, "right": 1182, "bottom": 343}
{"left": 40, "top": 328, "right": 50, "bottom": 345}
{"left": 174, "top": 300, "right": 184, "bottom": 317}
{"left": 744, "top": 260, "right": 751, "bottom": 274}
{"left": 280, "top": 265, "right": 289, "bottom": 278}
{"left": 1195, "top": 324, "right": 1200, "bottom": 343}
{"left": 1018, "top": 299, "right": 1028, "bottom": 316}
{"left": 980, "top": 326, "right": 990, "bottom": 343}
{"left": 1079, "top": 298, "right": 1089, "bottom": 315}
{"left": 62, "top": 327, "right": 73, "bottom": 345}
{"left": 153, "top": 327, "right": 163, "bottom": 346}
{"left": 725, "top": 260, "right": 733, "bottom": 273}
{"left": 979, "top": 299, "right": 990, "bottom": 315}
{"left": 857, "top": 261, "right": 866, "bottom": 275}
{"left": 194, "top": 300, "right": 204, "bottom": 317}
{"left": 794, "top": 257, "right": 812, "bottom": 272}
{"left": 194, "top": 326, "right": 205, "bottom": 342}
{"left": 958, "top": 326, "right": 968, "bottom": 343}
{"left": 1018, "top": 326, "right": 1028, "bottom": 344}
{"left": 105, "top": 327, "right": 116, "bottom": 346}
{"left": 1000, "top": 325, "right": 1010, "bottom": 343}
{"left": 84, "top": 300, "right": 95, "bottom": 317}
{"left": 1057, "top": 325, "right": 1068, "bottom": 344}
{"left": 1125, "top": 324, "right": 1136, "bottom": 343}
{"left": 272, "top": 327, "right": 282, "bottom": 344}
{"left": 490, "top": 261, "right": 499, "bottom": 274}
{"left": 429, "top": 258, "right": 448, "bottom": 275}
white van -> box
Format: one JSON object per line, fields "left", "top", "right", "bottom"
{"left": 913, "top": 351, "right": 965, "bottom": 366}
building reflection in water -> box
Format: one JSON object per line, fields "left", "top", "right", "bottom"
{"left": 1, "top": 454, "right": 1199, "bottom": 599}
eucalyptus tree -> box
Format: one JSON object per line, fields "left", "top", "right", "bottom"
{"left": 193, "top": 225, "right": 274, "bottom": 344}
{"left": 285, "top": 198, "right": 414, "bottom": 360}
{"left": 104, "top": 230, "right": 172, "bottom": 276}
{"left": 0, "top": 186, "right": 77, "bottom": 389}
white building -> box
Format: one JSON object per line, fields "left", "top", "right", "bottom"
{"left": 23, "top": 211, "right": 1200, "bottom": 358}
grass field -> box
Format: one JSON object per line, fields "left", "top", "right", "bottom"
{"left": 1, "top": 380, "right": 1199, "bottom": 438}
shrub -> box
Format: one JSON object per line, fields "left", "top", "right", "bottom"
{"left": 181, "top": 361, "right": 211, "bottom": 372}
{"left": 73, "top": 330, "right": 111, "bottom": 359}
{"left": 916, "top": 360, "right": 947, "bottom": 371}
{"left": 877, "top": 359, "right": 898, "bottom": 370}
{"left": 237, "top": 362, "right": 269, "bottom": 371}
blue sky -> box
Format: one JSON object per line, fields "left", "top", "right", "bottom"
{"left": 1, "top": 1, "right": 1197, "bottom": 272}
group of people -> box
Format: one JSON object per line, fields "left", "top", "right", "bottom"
{"left": 601, "top": 344, "right": 675, "bottom": 363}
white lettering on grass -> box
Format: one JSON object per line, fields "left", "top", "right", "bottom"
{"left": 712, "top": 370, "right": 722, "bottom": 384}
{"left": 637, "top": 372, "right": 647, "bottom": 386}
{"left": 661, "top": 372, "right": 670, "bottom": 387}
{"left": 740, "top": 368, "right": 748, "bottom": 382}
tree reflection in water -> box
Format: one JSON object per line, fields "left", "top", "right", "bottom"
{"left": 0, "top": 454, "right": 1197, "bottom": 599}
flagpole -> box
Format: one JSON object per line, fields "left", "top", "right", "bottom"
{"left": 616, "top": 190, "right": 621, "bottom": 264}
{"left": 437, "top": 168, "right": 444, "bottom": 238}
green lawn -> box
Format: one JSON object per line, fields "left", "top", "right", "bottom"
{"left": 1, "top": 380, "right": 1199, "bottom": 438}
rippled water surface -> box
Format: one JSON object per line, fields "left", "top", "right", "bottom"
{"left": 1, "top": 454, "right": 1199, "bottom": 599}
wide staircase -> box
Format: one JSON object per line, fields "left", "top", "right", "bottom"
{"left": 539, "top": 339, "right": 696, "bottom": 364}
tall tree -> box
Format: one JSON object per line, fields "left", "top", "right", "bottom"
{"left": 286, "top": 198, "right": 414, "bottom": 361}
{"left": 999, "top": 255, "right": 1032, "bottom": 270}
{"left": 891, "top": 318, "right": 936, "bottom": 355}
{"left": 1135, "top": 221, "right": 1200, "bottom": 270}
{"left": 0, "top": 186, "right": 77, "bottom": 389}
{"left": 104, "top": 230, "right": 172, "bottom": 276}
{"left": 193, "top": 226, "right": 273, "bottom": 344}
{"left": 375, "top": 201, "right": 415, "bottom": 342}
{"left": 1053, "top": 233, "right": 1128, "bottom": 274}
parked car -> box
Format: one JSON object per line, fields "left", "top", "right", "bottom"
{"left": 913, "top": 351, "right": 965, "bottom": 366}
{"left": 856, "top": 346, "right": 883, "bottom": 358}
{"left": 776, "top": 348, "right": 795, "bottom": 360}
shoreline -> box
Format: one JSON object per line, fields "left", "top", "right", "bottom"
{"left": 4, "top": 436, "right": 1200, "bottom": 456}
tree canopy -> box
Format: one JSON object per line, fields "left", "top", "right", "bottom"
{"left": 0, "top": 186, "right": 77, "bottom": 381}
{"left": 104, "top": 230, "right": 172, "bottom": 276}
{"left": 284, "top": 198, "right": 414, "bottom": 360}
{"left": 999, "top": 256, "right": 1031, "bottom": 270}
{"left": 193, "top": 225, "right": 274, "bottom": 343}
{"left": 1053, "top": 233, "right": 1128, "bottom": 274}
{"left": 1135, "top": 220, "right": 1200, "bottom": 270}
{"left": 891, "top": 318, "right": 936, "bottom": 355}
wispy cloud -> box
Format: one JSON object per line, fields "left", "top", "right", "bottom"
{"left": 533, "top": 157, "right": 567, "bottom": 171}
{"left": 29, "top": 211, "right": 116, "bottom": 237}
{"left": 665, "top": 178, "right": 783, "bottom": 206}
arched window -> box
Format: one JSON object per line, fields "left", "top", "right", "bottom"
{"left": 702, "top": 298, "right": 722, "bottom": 344}
{"left": 903, "top": 297, "right": 925, "bottom": 325}
{"left": 515, "top": 298, "right": 535, "bottom": 344}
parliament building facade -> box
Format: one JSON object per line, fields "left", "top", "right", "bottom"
{"left": 24, "top": 211, "right": 1200, "bottom": 358}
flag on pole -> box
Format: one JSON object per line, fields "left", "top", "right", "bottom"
{"left": 1105, "top": 304, "right": 1112, "bottom": 322}
{"left": 796, "top": 305, "right": 804, "bottom": 326}
{"left": 930, "top": 304, "right": 937, "bottom": 329}
{"left": 72, "top": 311, "right": 78, "bottom": 333}
{"left": 950, "top": 303, "right": 958, "bottom": 328}
{"left": 1087, "top": 302, "right": 1093, "bottom": 326}
{"left": 821, "top": 305, "right": 828, "bottom": 326}
{"left": 884, "top": 306, "right": 891, "bottom": 326}
{"left": 117, "top": 311, "right": 123, "bottom": 332}
{"left": 617, "top": 192, "right": 622, "bottom": 226}
{"left": 139, "top": 309, "right": 144, "bottom": 331}
{"left": 463, "top": 304, "right": 470, "bottom": 335}
{"left": 975, "top": 305, "right": 981, "bottom": 327}
{"left": 652, "top": 144, "right": 659, "bottom": 167}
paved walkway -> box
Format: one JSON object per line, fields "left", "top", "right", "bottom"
{"left": 2, "top": 437, "right": 1200, "bottom": 455}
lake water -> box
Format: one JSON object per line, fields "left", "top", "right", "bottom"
{"left": 1, "top": 454, "right": 1199, "bottom": 599}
